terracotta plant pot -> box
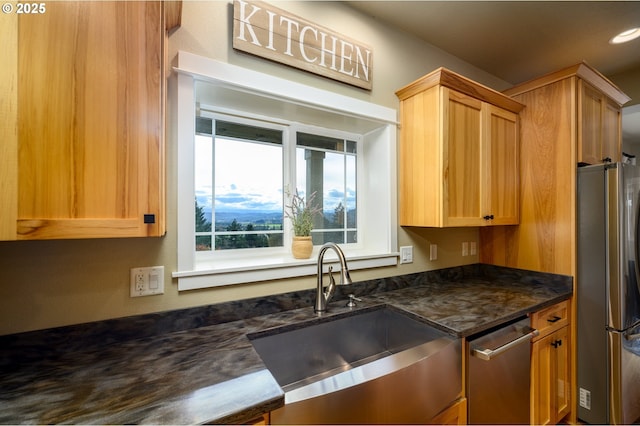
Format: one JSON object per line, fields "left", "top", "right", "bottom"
{"left": 292, "top": 236, "right": 313, "bottom": 259}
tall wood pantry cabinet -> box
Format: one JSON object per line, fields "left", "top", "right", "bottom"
{"left": 479, "top": 62, "right": 630, "bottom": 424}
{"left": 1, "top": 1, "right": 182, "bottom": 240}
{"left": 395, "top": 68, "right": 524, "bottom": 227}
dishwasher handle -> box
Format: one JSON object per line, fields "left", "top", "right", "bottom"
{"left": 472, "top": 327, "right": 539, "bottom": 361}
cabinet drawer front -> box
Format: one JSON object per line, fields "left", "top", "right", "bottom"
{"left": 531, "top": 300, "right": 570, "bottom": 338}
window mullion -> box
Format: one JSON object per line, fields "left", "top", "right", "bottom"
{"left": 210, "top": 125, "right": 217, "bottom": 251}
{"left": 343, "top": 149, "right": 348, "bottom": 244}
{"left": 283, "top": 127, "right": 295, "bottom": 246}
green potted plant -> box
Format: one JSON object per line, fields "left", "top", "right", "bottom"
{"left": 285, "top": 188, "right": 321, "bottom": 258}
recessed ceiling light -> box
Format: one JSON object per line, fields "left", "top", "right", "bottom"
{"left": 610, "top": 28, "right": 640, "bottom": 44}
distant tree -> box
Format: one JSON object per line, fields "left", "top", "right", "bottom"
{"left": 245, "top": 223, "right": 269, "bottom": 248}
{"left": 195, "top": 200, "right": 211, "bottom": 232}
{"left": 228, "top": 219, "right": 242, "bottom": 232}
{"left": 333, "top": 202, "right": 345, "bottom": 227}
{"left": 195, "top": 199, "right": 212, "bottom": 250}
{"left": 226, "top": 219, "right": 246, "bottom": 249}
{"left": 245, "top": 223, "right": 257, "bottom": 248}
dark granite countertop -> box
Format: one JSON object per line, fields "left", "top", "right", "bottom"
{"left": 0, "top": 264, "right": 572, "bottom": 424}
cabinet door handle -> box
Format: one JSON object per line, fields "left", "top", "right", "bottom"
{"left": 551, "top": 339, "right": 563, "bottom": 348}
{"left": 483, "top": 215, "right": 494, "bottom": 220}
{"left": 547, "top": 315, "right": 562, "bottom": 323}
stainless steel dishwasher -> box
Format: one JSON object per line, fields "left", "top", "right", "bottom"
{"left": 467, "top": 317, "right": 539, "bottom": 424}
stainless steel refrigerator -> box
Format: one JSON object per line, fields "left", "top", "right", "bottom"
{"left": 578, "top": 162, "right": 640, "bottom": 424}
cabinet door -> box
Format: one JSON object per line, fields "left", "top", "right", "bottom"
{"left": 15, "top": 1, "right": 165, "bottom": 239}
{"left": 602, "top": 98, "right": 621, "bottom": 163}
{"left": 486, "top": 105, "right": 519, "bottom": 225}
{"left": 531, "top": 332, "right": 554, "bottom": 426}
{"left": 443, "top": 88, "right": 483, "bottom": 226}
{"left": 580, "top": 81, "right": 604, "bottom": 165}
{"left": 1, "top": 8, "right": 18, "bottom": 240}
{"left": 531, "top": 327, "right": 570, "bottom": 425}
{"left": 398, "top": 85, "right": 441, "bottom": 227}
{"left": 553, "top": 326, "right": 571, "bottom": 422}
{"left": 579, "top": 81, "right": 621, "bottom": 165}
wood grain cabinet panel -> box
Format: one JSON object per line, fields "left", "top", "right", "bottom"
{"left": 427, "top": 397, "right": 467, "bottom": 425}
{"left": 395, "top": 68, "right": 523, "bottom": 228}
{"left": 531, "top": 316, "right": 571, "bottom": 425}
{"left": 487, "top": 104, "right": 519, "bottom": 225}
{"left": 1, "top": 1, "right": 181, "bottom": 240}
{"left": 480, "top": 63, "right": 629, "bottom": 275}
{"left": 0, "top": 6, "right": 18, "bottom": 241}
{"left": 579, "top": 81, "right": 622, "bottom": 165}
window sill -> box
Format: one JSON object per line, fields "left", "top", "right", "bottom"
{"left": 172, "top": 250, "right": 399, "bottom": 291}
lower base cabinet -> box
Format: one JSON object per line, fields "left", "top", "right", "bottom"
{"left": 530, "top": 300, "right": 571, "bottom": 425}
{"left": 428, "top": 397, "right": 467, "bottom": 425}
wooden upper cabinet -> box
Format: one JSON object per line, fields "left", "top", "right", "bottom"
{"left": 396, "top": 68, "right": 523, "bottom": 227}
{"left": 487, "top": 104, "right": 519, "bottom": 225}
{"left": 579, "top": 80, "right": 622, "bottom": 164}
{"left": 1, "top": 1, "right": 181, "bottom": 240}
{"left": 481, "top": 62, "right": 629, "bottom": 276}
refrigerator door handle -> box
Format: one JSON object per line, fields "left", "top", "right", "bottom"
{"left": 608, "top": 321, "right": 640, "bottom": 341}
{"left": 472, "top": 328, "right": 539, "bottom": 361}
{"left": 625, "top": 331, "right": 640, "bottom": 341}
{"left": 623, "top": 321, "right": 640, "bottom": 341}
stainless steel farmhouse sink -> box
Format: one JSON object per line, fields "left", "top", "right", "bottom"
{"left": 248, "top": 305, "right": 462, "bottom": 424}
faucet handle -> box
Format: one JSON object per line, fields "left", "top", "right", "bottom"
{"left": 346, "top": 294, "right": 362, "bottom": 308}
{"left": 327, "top": 266, "right": 336, "bottom": 287}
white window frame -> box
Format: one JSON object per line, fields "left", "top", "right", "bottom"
{"left": 172, "top": 51, "right": 398, "bottom": 291}
{"left": 195, "top": 112, "right": 363, "bottom": 256}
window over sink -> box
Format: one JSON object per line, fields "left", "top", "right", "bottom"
{"left": 172, "top": 52, "right": 398, "bottom": 291}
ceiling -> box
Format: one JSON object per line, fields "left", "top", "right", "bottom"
{"left": 346, "top": 1, "right": 640, "bottom": 142}
{"left": 347, "top": 1, "right": 640, "bottom": 85}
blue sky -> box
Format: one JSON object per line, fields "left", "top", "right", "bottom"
{"left": 195, "top": 134, "right": 356, "bottom": 216}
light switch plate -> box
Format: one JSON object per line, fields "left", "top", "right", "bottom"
{"left": 400, "top": 246, "right": 413, "bottom": 264}
{"left": 429, "top": 244, "right": 437, "bottom": 261}
{"left": 130, "top": 266, "right": 165, "bottom": 297}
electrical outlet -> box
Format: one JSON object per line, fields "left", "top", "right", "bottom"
{"left": 462, "top": 242, "right": 469, "bottom": 256}
{"left": 135, "top": 273, "right": 145, "bottom": 291}
{"left": 130, "top": 266, "right": 164, "bottom": 297}
{"left": 470, "top": 241, "right": 477, "bottom": 256}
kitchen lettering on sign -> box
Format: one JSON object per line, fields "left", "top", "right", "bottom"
{"left": 233, "top": 0, "right": 373, "bottom": 90}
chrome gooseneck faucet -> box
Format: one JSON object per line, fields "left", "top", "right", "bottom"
{"left": 315, "top": 242, "right": 352, "bottom": 313}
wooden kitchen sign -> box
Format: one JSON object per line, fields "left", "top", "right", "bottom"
{"left": 233, "top": 0, "right": 373, "bottom": 90}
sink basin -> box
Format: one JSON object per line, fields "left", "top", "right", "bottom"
{"left": 248, "top": 305, "right": 461, "bottom": 424}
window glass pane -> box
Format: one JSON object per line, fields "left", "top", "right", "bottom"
{"left": 195, "top": 134, "right": 213, "bottom": 251}
{"left": 195, "top": 119, "right": 284, "bottom": 251}
{"left": 296, "top": 132, "right": 357, "bottom": 246}
{"left": 214, "top": 124, "right": 284, "bottom": 250}
{"left": 346, "top": 155, "right": 357, "bottom": 228}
